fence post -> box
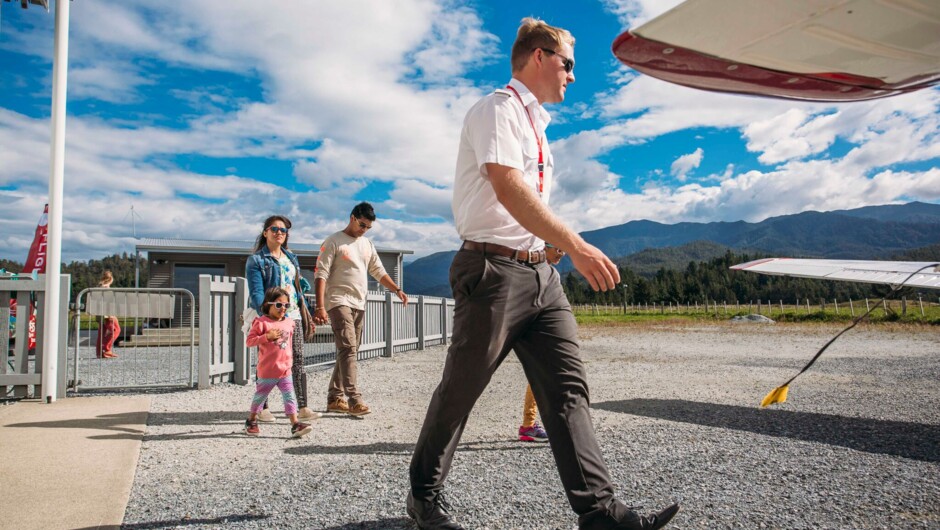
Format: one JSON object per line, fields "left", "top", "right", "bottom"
{"left": 198, "top": 275, "right": 212, "bottom": 389}
{"left": 418, "top": 296, "right": 426, "bottom": 350}
{"left": 55, "top": 274, "right": 70, "bottom": 399}
{"left": 865, "top": 298, "right": 870, "bottom": 312}
{"left": 849, "top": 298, "right": 855, "bottom": 317}
{"left": 233, "top": 277, "right": 249, "bottom": 385}
{"left": 384, "top": 290, "right": 394, "bottom": 358}
{"left": 918, "top": 295, "right": 924, "bottom": 317}
{"left": 901, "top": 296, "right": 907, "bottom": 316}
{"left": 441, "top": 298, "right": 448, "bottom": 345}
{"left": 834, "top": 298, "right": 839, "bottom": 315}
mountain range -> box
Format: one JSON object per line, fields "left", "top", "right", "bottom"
{"left": 403, "top": 202, "right": 940, "bottom": 297}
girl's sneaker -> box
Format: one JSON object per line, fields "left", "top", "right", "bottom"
{"left": 291, "top": 422, "right": 312, "bottom": 438}
{"left": 244, "top": 419, "right": 260, "bottom": 436}
{"left": 518, "top": 423, "right": 549, "bottom": 442}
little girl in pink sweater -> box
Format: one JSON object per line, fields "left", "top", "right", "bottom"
{"left": 244, "top": 287, "right": 313, "bottom": 438}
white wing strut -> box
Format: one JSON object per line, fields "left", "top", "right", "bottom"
{"left": 731, "top": 259, "right": 940, "bottom": 290}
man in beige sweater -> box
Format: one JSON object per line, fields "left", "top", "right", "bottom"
{"left": 313, "top": 202, "right": 408, "bottom": 416}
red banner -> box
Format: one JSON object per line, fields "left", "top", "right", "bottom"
{"left": 14, "top": 205, "right": 49, "bottom": 351}
{"left": 23, "top": 204, "right": 49, "bottom": 274}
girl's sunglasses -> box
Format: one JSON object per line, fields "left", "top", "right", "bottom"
{"left": 271, "top": 302, "right": 291, "bottom": 309}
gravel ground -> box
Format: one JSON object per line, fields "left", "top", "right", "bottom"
{"left": 121, "top": 322, "right": 940, "bottom": 530}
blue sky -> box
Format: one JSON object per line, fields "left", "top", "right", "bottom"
{"left": 1, "top": 0, "right": 938, "bottom": 263}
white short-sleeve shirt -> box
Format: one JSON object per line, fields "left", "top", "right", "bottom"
{"left": 451, "top": 78, "right": 553, "bottom": 251}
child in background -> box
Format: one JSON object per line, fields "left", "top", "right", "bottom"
{"left": 96, "top": 270, "right": 120, "bottom": 359}
{"left": 244, "top": 287, "right": 314, "bottom": 438}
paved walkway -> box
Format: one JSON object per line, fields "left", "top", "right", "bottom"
{"left": 0, "top": 396, "right": 151, "bottom": 530}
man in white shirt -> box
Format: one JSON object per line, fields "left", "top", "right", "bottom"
{"left": 314, "top": 202, "right": 408, "bottom": 417}
{"left": 407, "top": 18, "right": 679, "bottom": 530}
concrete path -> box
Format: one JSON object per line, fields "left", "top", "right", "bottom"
{"left": 0, "top": 396, "right": 151, "bottom": 530}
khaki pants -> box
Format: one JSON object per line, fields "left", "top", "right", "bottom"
{"left": 327, "top": 305, "right": 365, "bottom": 405}
{"left": 409, "top": 249, "right": 632, "bottom": 529}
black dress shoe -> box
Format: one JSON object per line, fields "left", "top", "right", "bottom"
{"left": 406, "top": 492, "right": 465, "bottom": 530}
{"left": 614, "top": 503, "right": 680, "bottom": 530}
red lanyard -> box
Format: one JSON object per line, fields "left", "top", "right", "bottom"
{"left": 505, "top": 85, "right": 544, "bottom": 194}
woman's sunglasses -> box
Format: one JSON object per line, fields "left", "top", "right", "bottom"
{"left": 268, "top": 226, "right": 289, "bottom": 235}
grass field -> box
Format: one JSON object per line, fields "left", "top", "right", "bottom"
{"left": 573, "top": 298, "right": 940, "bottom": 326}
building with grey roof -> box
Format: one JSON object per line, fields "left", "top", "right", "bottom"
{"left": 136, "top": 238, "right": 412, "bottom": 297}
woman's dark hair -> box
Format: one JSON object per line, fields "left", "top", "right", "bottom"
{"left": 350, "top": 202, "right": 376, "bottom": 222}
{"left": 253, "top": 215, "right": 292, "bottom": 252}
{"left": 261, "top": 286, "right": 292, "bottom": 315}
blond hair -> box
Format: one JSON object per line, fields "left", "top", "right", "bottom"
{"left": 510, "top": 17, "right": 575, "bottom": 73}
{"left": 97, "top": 270, "right": 113, "bottom": 287}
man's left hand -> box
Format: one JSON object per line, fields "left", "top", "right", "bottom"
{"left": 397, "top": 289, "right": 409, "bottom": 306}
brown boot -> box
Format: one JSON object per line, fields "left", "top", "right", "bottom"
{"left": 327, "top": 399, "right": 349, "bottom": 413}
{"left": 348, "top": 402, "right": 371, "bottom": 416}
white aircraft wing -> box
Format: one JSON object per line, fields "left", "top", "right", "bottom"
{"left": 731, "top": 258, "right": 940, "bottom": 290}
{"left": 612, "top": 0, "right": 940, "bottom": 102}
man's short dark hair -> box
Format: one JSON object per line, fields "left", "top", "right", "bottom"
{"left": 351, "top": 202, "right": 376, "bottom": 221}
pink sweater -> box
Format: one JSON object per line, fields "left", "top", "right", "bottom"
{"left": 246, "top": 315, "right": 295, "bottom": 379}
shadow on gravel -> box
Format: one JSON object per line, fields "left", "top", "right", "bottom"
{"left": 112, "top": 513, "right": 270, "bottom": 529}
{"left": 317, "top": 518, "right": 413, "bottom": 529}
{"left": 286, "top": 442, "right": 414, "bottom": 455}
{"left": 145, "top": 411, "right": 249, "bottom": 425}
{"left": 595, "top": 398, "right": 940, "bottom": 462}
{"left": 284, "top": 439, "right": 549, "bottom": 456}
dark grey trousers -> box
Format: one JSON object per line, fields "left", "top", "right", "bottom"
{"left": 409, "top": 249, "right": 629, "bottom": 529}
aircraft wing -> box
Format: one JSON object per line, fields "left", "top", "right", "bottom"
{"left": 731, "top": 258, "right": 940, "bottom": 290}
{"left": 612, "top": 0, "right": 940, "bottom": 102}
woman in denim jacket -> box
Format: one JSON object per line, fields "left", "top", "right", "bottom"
{"left": 246, "top": 215, "right": 320, "bottom": 421}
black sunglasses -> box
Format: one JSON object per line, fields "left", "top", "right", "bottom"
{"left": 272, "top": 302, "right": 291, "bottom": 309}
{"left": 538, "top": 48, "right": 574, "bottom": 73}
{"left": 268, "top": 226, "right": 289, "bottom": 235}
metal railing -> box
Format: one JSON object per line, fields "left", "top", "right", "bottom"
{"left": 71, "top": 287, "right": 196, "bottom": 392}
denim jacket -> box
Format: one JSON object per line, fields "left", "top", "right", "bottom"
{"left": 246, "top": 246, "right": 312, "bottom": 313}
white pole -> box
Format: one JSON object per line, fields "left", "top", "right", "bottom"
{"left": 41, "top": 0, "right": 70, "bottom": 403}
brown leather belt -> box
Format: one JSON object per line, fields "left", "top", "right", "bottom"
{"left": 462, "top": 240, "right": 546, "bottom": 264}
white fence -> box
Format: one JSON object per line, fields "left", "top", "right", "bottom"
{"left": 574, "top": 295, "right": 940, "bottom": 317}
{"left": 199, "top": 275, "right": 455, "bottom": 389}
{"left": 1, "top": 274, "right": 70, "bottom": 400}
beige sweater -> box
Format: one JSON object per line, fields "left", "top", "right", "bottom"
{"left": 314, "top": 231, "right": 388, "bottom": 311}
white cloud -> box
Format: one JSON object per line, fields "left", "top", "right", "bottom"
{"left": 744, "top": 109, "right": 839, "bottom": 164}
{"left": 670, "top": 147, "right": 703, "bottom": 181}
{"left": 1, "top": 0, "right": 937, "bottom": 266}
